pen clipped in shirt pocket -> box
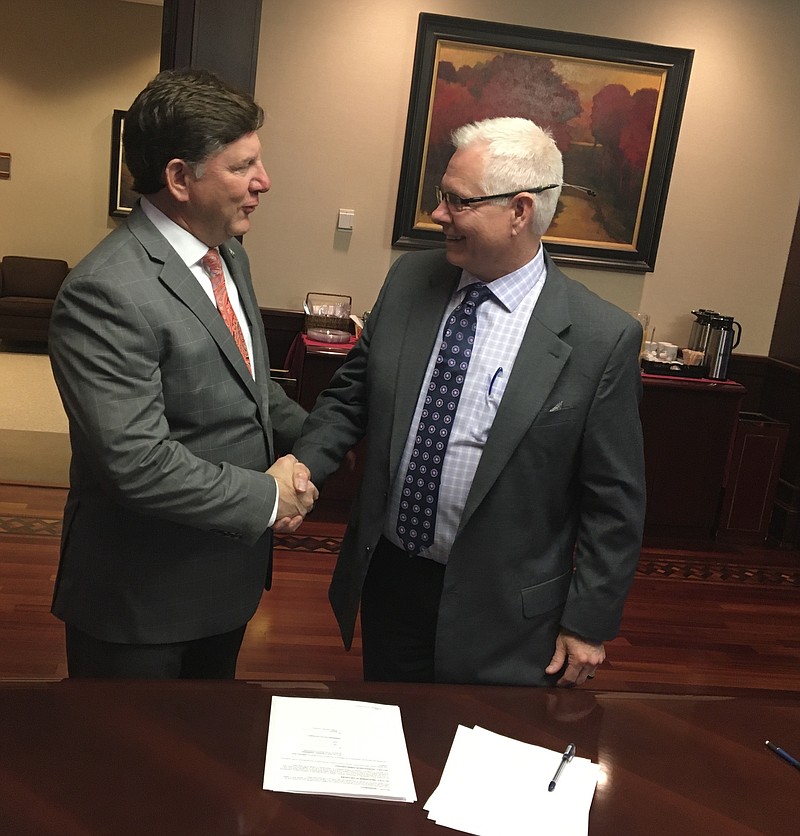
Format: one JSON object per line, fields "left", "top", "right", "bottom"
{"left": 486, "top": 366, "right": 506, "bottom": 407}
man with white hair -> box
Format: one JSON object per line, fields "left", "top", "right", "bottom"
{"left": 294, "top": 117, "right": 646, "bottom": 687}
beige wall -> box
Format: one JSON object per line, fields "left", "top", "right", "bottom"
{"left": 2, "top": 0, "right": 799, "bottom": 356}
{"left": 0, "top": 0, "right": 162, "bottom": 261}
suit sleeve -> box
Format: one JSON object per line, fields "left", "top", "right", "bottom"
{"left": 49, "top": 270, "right": 277, "bottom": 547}
{"left": 561, "top": 316, "right": 646, "bottom": 641}
{"left": 267, "top": 376, "right": 308, "bottom": 457}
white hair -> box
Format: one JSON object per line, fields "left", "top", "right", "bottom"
{"left": 451, "top": 117, "right": 563, "bottom": 236}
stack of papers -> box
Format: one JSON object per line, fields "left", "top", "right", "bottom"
{"left": 263, "top": 696, "right": 416, "bottom": 802}
{"left": 425, "top": 726, "right": 600, "bottom": 835}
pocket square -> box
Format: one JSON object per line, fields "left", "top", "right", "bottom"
{"left": 548, "top": 401, "right": 565, "bottom": 412}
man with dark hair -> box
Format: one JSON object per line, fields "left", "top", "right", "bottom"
{"left": 49, "top": 69, "right": 316, "bottom": 679}
{"left": 123, "top": 68, "right": 265, "bottom": 196}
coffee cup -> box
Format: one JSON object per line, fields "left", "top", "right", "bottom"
{"left": 656, "top": 342, "right": 678, "bottom": 361}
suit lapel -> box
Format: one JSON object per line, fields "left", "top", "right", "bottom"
{"left": 128, "top": 209, "right": 262, "bottom": 405}
{"left": 217, "top": 243, "right": 277, "bottom": 462}
{"left": 459, "top": 255, "right": 572, "bottom": 528}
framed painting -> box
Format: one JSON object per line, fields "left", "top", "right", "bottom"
{"left": 392, "top": 14, "right": 693, "bottom": 272}
{"left": 109, "top": 109, "right": 137, "bottom": 217}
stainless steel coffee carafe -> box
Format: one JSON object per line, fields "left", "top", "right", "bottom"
{"left": 687, "top": 309, "right": 719, "bottom": 352}
{"left": 705, "top": 315, "right": 742, "bottom": 380}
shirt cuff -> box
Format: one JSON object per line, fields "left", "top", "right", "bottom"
{"left": 267, "top": 477, "right": 280, "bottom": 528}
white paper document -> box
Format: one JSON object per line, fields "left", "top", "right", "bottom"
{"left": 263, "top": 696, "right": 417, "bottom": 802}
{"left": 425, "top": 725, "right": 600, "bottom": 835}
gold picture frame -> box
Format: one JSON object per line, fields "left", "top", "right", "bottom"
{"left": 109, "top": 109, "right": 136, "bottom": 217}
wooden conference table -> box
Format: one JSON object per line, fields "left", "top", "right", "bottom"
{"left": 1, "top": 679, "right": 797, "bottom": 835}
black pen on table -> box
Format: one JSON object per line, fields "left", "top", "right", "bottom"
{"left": 765, "top": 740, "right": 800, "bottom": 772}
{"left": 548, "top": 743, "right": 576, "bottom": 791}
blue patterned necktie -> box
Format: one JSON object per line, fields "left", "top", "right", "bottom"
{"left": 397, "top": 282, "right": 494, "bottom": 555}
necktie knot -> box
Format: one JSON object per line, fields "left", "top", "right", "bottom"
{"left": 466, "top": 282, "right": 493, "bottom": 302}
{"left": 201, "top": 248, "right": 224, "bottom": 285}
{"left": 460, "top": 283, "right": 493, "bottom": 315}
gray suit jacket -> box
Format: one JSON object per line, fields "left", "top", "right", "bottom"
{"left": 293, "top": 248, "right": 646, "bottom": 685}
{"left": 49, "top": 205, "right": 307, "bottom": 643}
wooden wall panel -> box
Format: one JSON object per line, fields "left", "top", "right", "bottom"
{"left": 161, "top": 0, "right": 262, "bottom": 96}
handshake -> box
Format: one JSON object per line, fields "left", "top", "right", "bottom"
{"left": 266, "top": 454, "right": 320, "bottom": 534}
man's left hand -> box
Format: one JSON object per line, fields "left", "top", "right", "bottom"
{"left": 545, "top": 630, "right": 605, "bottom": 687}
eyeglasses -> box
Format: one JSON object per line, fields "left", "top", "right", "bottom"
{"left": 434, "top": 184, "right": 559, "bottom": 210}
{"left": 434, "top": 182, "right": 597, "bottom": 210}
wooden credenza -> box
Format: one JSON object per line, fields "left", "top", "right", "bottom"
{"left": 285, "top": 333, "right": 357, "bottom": 412}
{"left": 640, "top": 375, "right": 746, "bottom": 545}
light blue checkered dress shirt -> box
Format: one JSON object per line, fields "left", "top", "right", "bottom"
{"left": 384, "top": 247, "right": 548, "bottom": 563}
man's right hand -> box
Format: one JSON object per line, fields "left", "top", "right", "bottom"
{"left": 266, "top": 455, "right": 318, "bottom": 533}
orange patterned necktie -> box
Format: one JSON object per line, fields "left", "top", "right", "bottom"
{"left": 201, "top": 248, "right": 252, "bottom": 374}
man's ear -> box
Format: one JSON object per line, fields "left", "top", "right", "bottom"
{"left": 163, "top": 158, "right": 193, "bottom": 203}
{"left": 510, "top": 193, "right": 535, "bottom": 235}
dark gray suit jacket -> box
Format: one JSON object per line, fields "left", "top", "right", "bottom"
{"left": 293, "top": 248, "right": 646, "bottom": 685}
{"left": 49, "top": 205, "right": 307, "bottom": 644}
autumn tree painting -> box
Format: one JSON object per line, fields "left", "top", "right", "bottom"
{"left": 419, "top": 43, "right": 665, "bottom": 248}
{"left": 394, "top": 16, "right": 693, "bottom": 270}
